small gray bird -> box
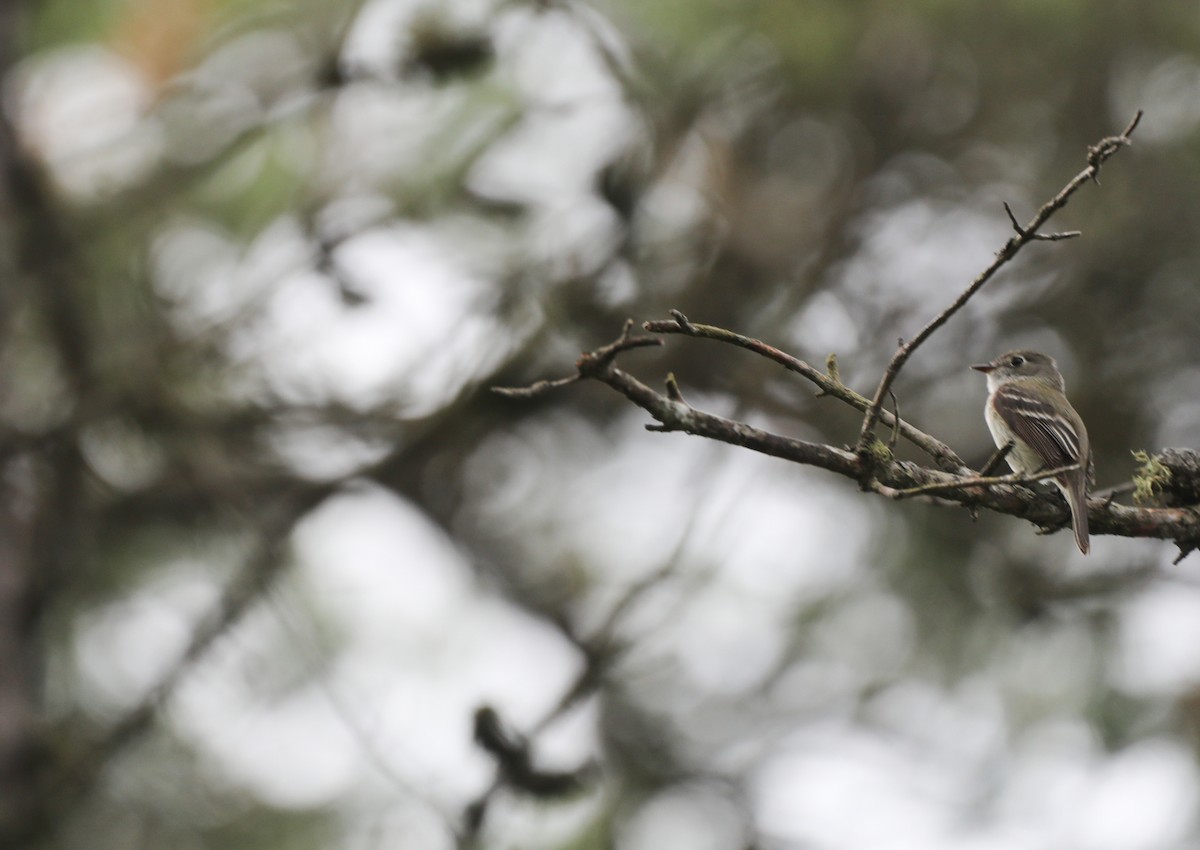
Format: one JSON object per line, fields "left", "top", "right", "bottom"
{"left": 972, "top": 350, "right": 1092, "bottom": 554}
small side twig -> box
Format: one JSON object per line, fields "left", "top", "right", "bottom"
{"left": 886, "top": 390, "right": 901, "bottom": 450}
{"left": 980, "top": 440, "right": 1015, "bottom": 477}
{"left": 648, "top": 372, "right": 688, "bottom": 432}
{"left": 1003, "top": 201, "right": 1080, "bottom": 241}
{"left": 492, "top": 374, "right": 579, "bottom": 398}
{"left": 664, "top": 372, "right": 685, "bottom": 402}
{"left": 493, "top": 319, "right": 662, "bottom": 398}
{"left": 668, "top": 308, "right": 696, "bottom": 333}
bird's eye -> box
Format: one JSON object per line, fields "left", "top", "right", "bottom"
{"left": 1009, "top": 355, "right": 1024, "bottom": 367}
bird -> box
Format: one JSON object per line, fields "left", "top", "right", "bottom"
{"left": 971, "top": 350, "right": 1092, "bottom": 554}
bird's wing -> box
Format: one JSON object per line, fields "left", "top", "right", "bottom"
{"left": 991, "top": 384, "right": 1083, "bottom": 470}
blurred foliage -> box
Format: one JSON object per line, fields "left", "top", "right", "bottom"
{"left": 5, "top": 0, "right": 1200, "bottom": 848}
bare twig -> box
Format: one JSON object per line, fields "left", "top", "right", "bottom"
{"left": 980, "top": 440, "right": 1016, "bottom": 476}
{"left": 664, "top": 372, "right": 685, "bottom": 402}
{"left": 492, "top": 373, "right": 580, "bottom": 398}
{"left": 855, "top": 111, "right": 1143, "bottom": 458}
{"left": 890, "top": 462, "right": 1080, "bottom": 499}
{"left": 886, "top": 390, "right": 901, "bottom": 450}
{"left": 493, "top": 319, "right": 662, "bottom": 399}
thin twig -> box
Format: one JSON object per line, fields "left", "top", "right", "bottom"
{"left": 980, "top": 440, "right": 1015, "bottom": 476}
{"left": 886, "top": 390, "right": 901, "bottom": 450}
{"left": 891, "top": 463, "right": 1080, "bottom": 499}
{"left": 664, "top": 372, "right": 685, "bottom": 402}
{"left": 494, "top": 320, "right": 663, "bottom": 399}
{"left": 492, "top": 374, "right": 579, "bottom": 398}
{"left": 855, "top": 110, "right": 1143, "bottom": 458}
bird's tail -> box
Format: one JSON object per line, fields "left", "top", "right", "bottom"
{"left": 1063, "top": 472, "right": 1090, "bottom": 555}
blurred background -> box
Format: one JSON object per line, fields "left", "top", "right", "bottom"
{"left": 4, "top": 0, "right": 1200, "bottom": 848}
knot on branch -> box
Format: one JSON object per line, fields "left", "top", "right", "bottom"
{"left": 646, "top": 372, "right": 689, "bottom": 432}
{"left": 855, "top": 437, "right": 894, "bottom": 488}
{"left": 825, "top": 352, "right": 841, "bottom": 384}
{"left": 576, "top": 319, "right": 662, "bottom": 378}
{"left": 1087, "top": 109, "right": 1143, "bottom": 174}
{"left": 666, "top": 308, "right": 697, "bottom": 334}
{"left": 815, "top": 352, "right": 843, "bottom": 398}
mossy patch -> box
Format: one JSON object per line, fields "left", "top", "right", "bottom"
{"left": 1132, "top": 450, "right": 1172, "bottom": 505}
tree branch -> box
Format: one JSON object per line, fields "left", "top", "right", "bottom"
{"left": 495, "top": 322, "right": 1200, "bottom": 551}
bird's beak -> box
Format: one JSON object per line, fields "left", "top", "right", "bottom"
{"left": 971, "top": 363, "right": 994, "bottom": 373}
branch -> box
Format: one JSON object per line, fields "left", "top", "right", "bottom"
{"left": 642, "top": 311, "right": 967, "bottom": 473}
{"left": 855, "top": 110, "right": 1143, "bottom": 457}
{"left": 499, "top": 327, "right": 1200, "bottom": 551}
